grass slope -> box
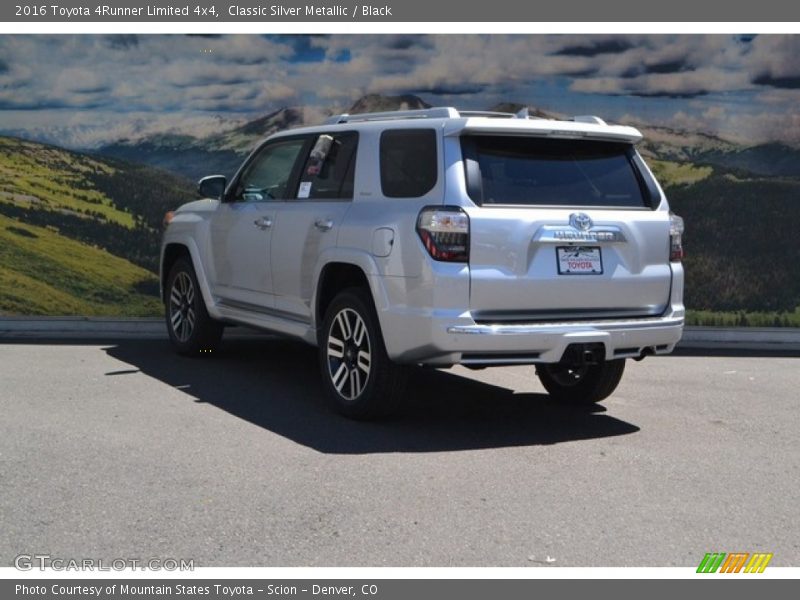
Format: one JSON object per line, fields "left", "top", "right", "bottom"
{"left": 0, "top": 137, "right": 134, "bottom": 227}
{"left": 648, "top": 160, "right": 713, "bottom": 187}
{"left": 0, "top": 213, "right": 160, "bottom": 316}
{"left": 668, "top": 173, "right": 800, "bottom": 316}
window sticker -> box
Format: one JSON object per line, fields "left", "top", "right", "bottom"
{"left": 298, "top": 181, "right": 312, "bottom": 198}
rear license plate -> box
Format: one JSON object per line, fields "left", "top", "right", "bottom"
{"left": 557, "top": 246, "right": 603, "bottom": 275}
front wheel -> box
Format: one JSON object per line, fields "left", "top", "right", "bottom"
{"left": 165, "top": 257, "right": 223, "bottom": 356}
{"left": 536, "top": 359, "right": 626, "bottom": 404}
{"left": 318, "top": 288, "right": 407, "bottom": 420}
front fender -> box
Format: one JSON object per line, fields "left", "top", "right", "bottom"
{"left": 160, "top": 231, "right": 220, "bottom": 320}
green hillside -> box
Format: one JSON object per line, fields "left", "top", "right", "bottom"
{"left": 667, "top": 172, "right": 800, "bottom": 313}
{"left": 0, "top": 136, "right": 193, "bottom": 316}
{"left": 648, "top": 160, "right": 713, "bottom": 187}
{"left": 0, "top": 213, "right": 160, "bottom": 316}
{"left": 0, "top": 137, "right": 134, "bottom": 227}
{"left": 0, "top": 136, "right": 194, "bottom": 273}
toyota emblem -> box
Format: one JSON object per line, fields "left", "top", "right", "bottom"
{"left": 569, "top": 212, "right": 593, "bottom": 231}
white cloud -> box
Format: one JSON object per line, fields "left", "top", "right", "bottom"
{"left": 2, "top": 34, "right": 800, "bottom": 147}
{"left": 623, "top": 106, "right": 800, "bottom": 146}
{"left": 0, "top": 109, "right": 246, "bottom": 148}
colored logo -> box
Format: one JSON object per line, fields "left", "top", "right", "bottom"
{"left": 697, "top": 552, "right": 773, "bottom": 573}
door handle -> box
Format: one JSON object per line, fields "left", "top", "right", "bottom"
{"left": 314, "top": 218, "right": 334, "bottom": 232}
{"left": 253, "top": 217, "right": 272, "bottom": 230}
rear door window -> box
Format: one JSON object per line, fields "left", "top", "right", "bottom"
{"left": 296, "top": 132, "right": 358, "bottom": 200}
{"left": 380, "top": 129, "right": 437, "bottom": 198}
{"left": 462, "top": 136, "right": 650, "bottom": 208}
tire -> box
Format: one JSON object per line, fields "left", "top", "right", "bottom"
{"left": 318, "top": 287, "right": 407, "bottom": 420}
{"left": 536, "top": 359, "right": 626, "bottom": 405}
{"left": 165, "top": 257, "right": 223, "bottom": 356}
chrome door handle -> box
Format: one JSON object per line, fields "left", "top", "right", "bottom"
{"left": 253, "top": 217, "right": 272, "bottom": 230}
{"left": 314, "top": 218, "right": 334, "bottom": 232}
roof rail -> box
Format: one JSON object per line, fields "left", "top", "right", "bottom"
{"left": 458, "top": 110, "right": 516, "bottom": 119}
{"left": 572, "top": 115, "right": 607, "bottom": 125}
{"left": 324, "top": 107, "right": 460, "bottom": 125}
{"left": 321, "top": 107, "right": 608, "bottom": 126}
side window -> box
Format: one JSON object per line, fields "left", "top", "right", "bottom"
{"left": 296, "top": 132, "right": 358, "bottom": 200}
{"left": 233, "top": 137, "right": 307, "bottom": 202}
{"left": 379, "top": 129, "right": 437, "bottom": 198}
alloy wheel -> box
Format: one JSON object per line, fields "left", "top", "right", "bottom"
{"left": 169, "top": 271, "right": 196, "bottom": 343}
{"left": 326, "top": 308, "right": 372, "bottom": 401}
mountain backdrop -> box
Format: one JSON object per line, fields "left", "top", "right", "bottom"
{"left": 2, "top": 94, "right": 799, "bottom": 324}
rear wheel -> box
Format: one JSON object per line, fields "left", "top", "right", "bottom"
{"left": 319, "top": 288, "right": 406, "bottom": 420}
{"left": 165, "top": 257, "right": 223, "bottom": 356}
{"left": 536, "top": 359, "right": 626, "bottom": 404}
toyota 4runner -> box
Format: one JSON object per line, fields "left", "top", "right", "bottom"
{"left": 161, "top": 107, "right": 685, "bottom": 419}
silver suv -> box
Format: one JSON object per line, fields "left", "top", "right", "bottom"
{"left": 161, "top": 107, "right": 684, "bottom": 419}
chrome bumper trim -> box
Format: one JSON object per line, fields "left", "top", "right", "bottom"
{"left": 447, "top": 316, "right": 684, "bottom": 335}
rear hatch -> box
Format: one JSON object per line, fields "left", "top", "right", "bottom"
{"left": 461, "top": 134, "right": 672, "bottom": 323}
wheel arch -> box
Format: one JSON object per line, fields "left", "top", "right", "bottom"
{"left": 312, "top": 252, "right": 388, "bottom": 337}
{"left": 161, "top": 243, "right": 191, "bottom": 302}
{"left": 315, "top": 262, "right": 370, "bottom": 332}
{"left": 160, "top": 237, "right": 217, "bottom": 317}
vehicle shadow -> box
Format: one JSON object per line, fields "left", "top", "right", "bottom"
{"left": 101, "top": 337, "right": 639, "bottom": 454}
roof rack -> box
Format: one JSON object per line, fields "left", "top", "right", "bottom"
{"left": 458, "top": 110, "right": 516, "bottom": 119}
{"left": 461, "top": 108, "right": 550, "bottom": 121}
{"left": 324, "top": 107, "right": 459, "bottom": 125}
{"left": 322, "top": 107, "right": 608, "bottom": 126}
{"left": 572, "top": 115, "right": 607, "bottom": 125}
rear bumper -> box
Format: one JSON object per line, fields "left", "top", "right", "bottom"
{"left": 381, "top": 308, "right": 684, "bottom": 366}
{"left": 373, "top": 260, "right": 685, "bottom": 366}
{"left": 444, "top": 314, "right": 684, "bottom": 364}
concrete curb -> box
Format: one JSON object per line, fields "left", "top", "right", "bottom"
{"left": 0, "top": 317, "right": 263, "bottom": 340}
{"left": 1, "top": 317, "right": 800, "bottom": 351}
{"left": 0, "top": 317, "right": 166, "bottom": 339}
{"left": 678, "top": 327, "right": 800, "bottom": 352}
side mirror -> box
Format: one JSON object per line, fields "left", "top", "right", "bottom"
{"left": 197, "top": 175, "right": 227, "bottom": 200}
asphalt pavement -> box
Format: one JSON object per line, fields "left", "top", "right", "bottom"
{"left": 0, "top": 337, "right": 798, "bottom": 567}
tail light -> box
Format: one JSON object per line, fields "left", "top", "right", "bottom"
{"left": 669, "top": 213, "right": 684, "bottom": 262}
{"left": 416, "top": 206, "right": 469, "bottom": 262}
{"left": 163, "top": 211, "right": 175, "bottom": 227}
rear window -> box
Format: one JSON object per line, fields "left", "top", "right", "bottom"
{"left": 462, "top": 136, "right": 649, "bottom": 208}
{"left": 380, "top": 129, "right": 437, "bottom": 198}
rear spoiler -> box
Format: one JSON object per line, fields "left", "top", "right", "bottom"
{"left": 443, "top": 118, "right": 643, "bottom": 144}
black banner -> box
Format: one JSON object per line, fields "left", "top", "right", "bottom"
{"left": 3, "top": 579, "right": 796, "bottom": 600}
{"left": 4, "top": 0, "right": 800, "bottom": 22}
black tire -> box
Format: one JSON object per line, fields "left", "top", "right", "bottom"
{"left": 318, "top": 287, "right": 407, "bottom": 420}
{"left": 536, "top": 359, "right": 626, "bottom": 404}
{"left": 165, "top": 257, "right": 223, "bottom": 356}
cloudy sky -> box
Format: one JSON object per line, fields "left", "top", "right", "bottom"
{"left": 1, "top": 34, "right": 799, "bottom": 147}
